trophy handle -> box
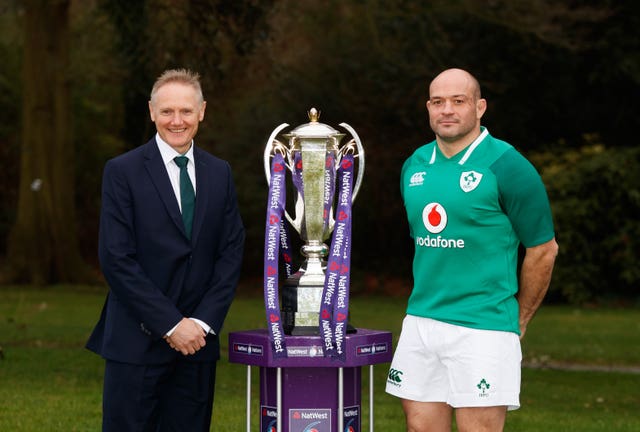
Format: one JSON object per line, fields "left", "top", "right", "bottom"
{"left": 263, "top": 123, "right": 303, "bottom": 234}
{"left": 263, "top": 123, "right": 289, "bottom": 182}
{"left": 338, "top": 122, "right": 365, "bottom": 202}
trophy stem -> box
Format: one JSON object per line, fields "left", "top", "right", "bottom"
{"left": 282, "top": 240, "right": 327, "bottom": 335}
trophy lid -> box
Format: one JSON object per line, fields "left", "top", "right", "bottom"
{"left": 285, "top": 108, "right": 343, "bottom": 139}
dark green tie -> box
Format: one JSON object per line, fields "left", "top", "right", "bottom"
{"left": 174, "top": 156, "right": 195, "bottom": 239}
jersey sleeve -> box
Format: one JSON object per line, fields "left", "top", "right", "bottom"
{"left": 491, "top": 148, "right": 555, "bottom": 248}
{"left": 400, "top": 157, "right": 415, "bottom": 238}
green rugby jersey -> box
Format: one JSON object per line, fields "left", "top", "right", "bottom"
{"left": 401, "top": 128, "right": 555, "bottom": 334}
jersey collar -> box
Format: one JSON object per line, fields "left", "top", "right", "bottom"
{"left": 430, "top": 127, "right": 489, "bottom": 165}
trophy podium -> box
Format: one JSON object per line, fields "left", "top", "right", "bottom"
{"left": 229, "top": 109, "right": 392, "bottom": 432}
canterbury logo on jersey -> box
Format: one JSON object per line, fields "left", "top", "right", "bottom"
{"left": 409, "top": 171, "right": 426, "bottom": 187}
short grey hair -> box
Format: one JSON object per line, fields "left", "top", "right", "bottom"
{"left": 150, "top": 68, "right": 204, "bottom": 104}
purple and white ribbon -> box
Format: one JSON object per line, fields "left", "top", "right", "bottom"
{"left": 263, "top": 153, "right": 288, "bottom": 358}
{"left": 323, "top": 153, "right": 337, "bottom": 233}
{"left": 279, "top": 219, "right": 293, "bottom": 280}
{"left": 319, "top": 154, "right": 354, "bottom": 361}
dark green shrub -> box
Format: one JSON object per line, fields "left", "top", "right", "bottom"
{"left": 532, "top": 142, "right": 640, "bottom": 304}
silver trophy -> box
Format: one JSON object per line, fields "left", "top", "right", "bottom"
{"left": 264, "top": 108, "right": 365, "bottom": 335}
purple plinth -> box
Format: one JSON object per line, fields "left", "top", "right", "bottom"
{"left": 229, "top": 328, "right": 392, "bottom": 368}
{"left": 228, "top": 328, "right": 392, "bottom": 432}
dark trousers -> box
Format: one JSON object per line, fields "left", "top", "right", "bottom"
{"left": 102, "top": 358, "right": 217, "bottom": 432}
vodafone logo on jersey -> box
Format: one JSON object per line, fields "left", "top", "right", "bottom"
{"left": 422, "top": 202, "right": 447, "bottom": 233}
{"left": 418, "top": 202, "right": 465, "bottom": 249}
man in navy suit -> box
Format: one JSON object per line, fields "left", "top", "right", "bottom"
{"left": 87, "top": 68, "right": 245, "bottom": 432}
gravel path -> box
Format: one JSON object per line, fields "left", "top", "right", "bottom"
{"left": 523, "top": 360, "right": 640, "bottom": 374}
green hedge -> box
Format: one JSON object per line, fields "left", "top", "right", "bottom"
{"left": 532, "top": 142, "right": 640, "bottom": 304}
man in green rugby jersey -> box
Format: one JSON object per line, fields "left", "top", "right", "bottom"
{"left": 386, "top": 68, "right": 558, "bottom": 432}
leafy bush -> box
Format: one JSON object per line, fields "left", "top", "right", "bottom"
{"left": 532, "top": 141, "right": 640, "bottom": 304}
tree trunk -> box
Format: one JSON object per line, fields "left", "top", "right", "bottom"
{"left": 3, "top": 0, "right": 91, "bottom": 284}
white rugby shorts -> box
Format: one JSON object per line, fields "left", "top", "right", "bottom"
{"left": 385, "top": 315, "right": 521, "bottom": 410}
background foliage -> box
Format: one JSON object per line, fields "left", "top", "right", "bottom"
{"left": 0, "top": 0, "right": 638, "bottom": 303}
{"left": 533, "top": 144, "right": 640, "bottom": 303}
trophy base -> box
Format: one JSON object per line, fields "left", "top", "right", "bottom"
{"left": 289, "top": 325, "right": 321, "bottom": 336}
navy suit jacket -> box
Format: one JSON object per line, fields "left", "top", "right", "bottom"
{"left": 87, "top": 138, "right": 245, "bottom": 364}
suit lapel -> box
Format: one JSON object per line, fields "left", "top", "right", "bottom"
{"left": 143, "top": 139, "right": 186, "bottom": 236}
{"left": 191, "top": 147, "right": 209, "bottom": 244}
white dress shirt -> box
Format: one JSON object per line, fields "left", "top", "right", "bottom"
{"left": 155, "top": 134, "right": 214, "bottom": 337}
{"left": 155, "top": 134, "right": 197, "bottom": 210}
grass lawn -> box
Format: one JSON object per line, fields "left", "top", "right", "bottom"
{"left": 0, "top": 285, "right": 639, "bottom": 431}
